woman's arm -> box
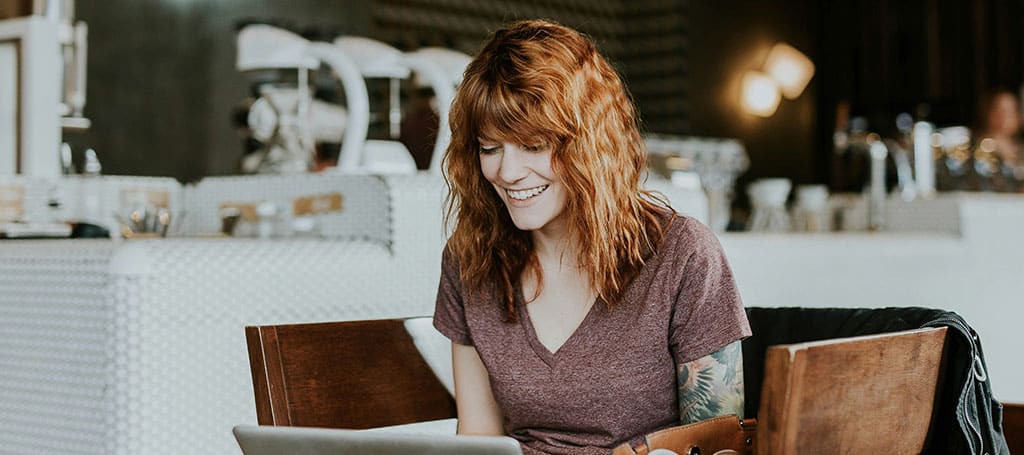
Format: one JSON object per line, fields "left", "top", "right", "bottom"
{"left": 451, "top": 342, "right": 505, "bottom": 435}
{"left": 677, "top": 340, "right": 745, "bottom": 424}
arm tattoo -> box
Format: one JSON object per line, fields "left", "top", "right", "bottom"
{"left": 677, "top": 340, "right": 745, "bottom": 424}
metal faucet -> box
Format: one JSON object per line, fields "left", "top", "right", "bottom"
{"left": 845, "top": 133, "right": 917, "bottom": 230}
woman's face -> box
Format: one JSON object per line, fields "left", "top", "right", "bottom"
{"left": 478, "top": 139, "right": 568, "bottom": 236}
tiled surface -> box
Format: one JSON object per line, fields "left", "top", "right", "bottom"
{"left": 0, "top": 173, "right": 705, "bottom": 454}
{"left": 0, "top": 242, "right": 115, "bottom": 455}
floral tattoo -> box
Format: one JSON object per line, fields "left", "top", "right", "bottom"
{"left": 677, "top": 340, "right": 745, "bottom": 423}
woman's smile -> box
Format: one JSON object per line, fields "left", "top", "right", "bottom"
{"left": 505, "top": 184, "right": 550, "bottom": 202}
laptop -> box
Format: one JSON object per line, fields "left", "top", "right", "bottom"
{"left": 233, "top": 424, "right": 523, "bottom": 455}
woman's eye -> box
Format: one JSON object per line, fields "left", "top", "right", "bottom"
{"left": 524, "top": 144, "right": 547, "bottom": 152}
{"left": 478, "top": 145, "right": 500, "bottom": 154}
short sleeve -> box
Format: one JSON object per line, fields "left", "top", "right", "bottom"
{"left": 668, "top": 218, "right": 752, "bottom": 364}
{"left": 433, "top": 246, "right": 474, "bottom": 346}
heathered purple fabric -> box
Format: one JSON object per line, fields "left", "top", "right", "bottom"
{"left": 433, "top": 214, "right": 751, "bottom": 455}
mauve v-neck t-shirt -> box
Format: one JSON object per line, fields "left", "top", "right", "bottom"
{"left": 433, "top": 214, "right": 751, "bottom": 455}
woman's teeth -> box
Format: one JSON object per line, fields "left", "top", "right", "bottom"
{"left": 507, "top": 185, "right": 549, "bottom": 201}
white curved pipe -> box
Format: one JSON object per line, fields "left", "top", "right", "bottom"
{"left": 334, "top": 36, "right": 410, "bottom": 79}
{"left": 305, "top": 42, "right": 369, "bottom": 173}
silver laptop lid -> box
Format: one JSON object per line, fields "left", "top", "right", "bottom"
{"left": 233, "top": 425, "right": 523, "bottom": 455}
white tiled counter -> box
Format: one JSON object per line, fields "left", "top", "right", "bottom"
{"left": 1, "top": 237, "right": 430, "bottom": 455}
{"left": 4, "top": 178, "right": 1021, "bottom": 454}
{"left": 0, "top": 174, "right": 707, "bottom": 455}
{"left": 0, "top": 174, "right": 450, "bottom": 455}
{"left": 0, "top": 241, "right": 115, "bottom": 454}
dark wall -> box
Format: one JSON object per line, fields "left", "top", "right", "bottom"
{"left": 66, "top": 0, "right": 806, "bottom": 184}
{"left": 64, "top": 0, "right": 1024, "bottom": 186}
{"left": 372, "top": 0, "right": 691, "bottom": 134}
{"left": 686, "top": 0, "right": 819, "bottom": 187}
{"left": 813, "top": 0, "right": 1024, "bottom": 191}
{"left": 71, "top": 0, "right": 373, "bottom": 182}
{"left": 71, "top": 0, "right": 689, "bottom": 182}
{"left": 620, "top": 0, "right": 689, "bottom": 134}
{"left": 687, "top": 0, "right": 1024, "bottom": 192}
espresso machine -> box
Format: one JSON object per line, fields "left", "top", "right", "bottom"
{"left": 235, "top": 24, "right": 349, "bottom": 173}
{"left": 236, "top": 24, "right": 419, "bottom": 175}
{"left": 235, "top": 23, "right": 471, "bottom": 175}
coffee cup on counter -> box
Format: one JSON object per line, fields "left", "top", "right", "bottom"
{"left": 117, "top": 205, "right": 171, "bottom": 238}
{"left": 747, "top": 178, "right": 792, "bottom": 232}
{"left": 791, "top": 184, "right": 830, "bottom": 232}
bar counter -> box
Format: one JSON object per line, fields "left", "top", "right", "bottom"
{"left": 0, "top": 189, "right": 1021, "bottom": 454}
{"left": 721, "top": 193, "right": 1024, "bottom": 405}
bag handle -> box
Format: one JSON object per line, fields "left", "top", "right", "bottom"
{"left": 611, "top": 415, "right": 757, "bottom": 455}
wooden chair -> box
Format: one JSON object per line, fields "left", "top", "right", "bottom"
{"left": 1003, "top": 402, "right": 1024, "bottom": 454}
{"left": 244, "top": 313, "right": 993, "bottom": 453}
{"left": 244, "top": 318, "right": 456, "bottom": 429}
{"left": 756, "top": 327, "right": 948, "bottom": 454}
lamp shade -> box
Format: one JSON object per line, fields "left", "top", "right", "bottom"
{"left": 764, "top": 43, "right": 814, "bottom": 99}
{"left": 741, "top": 71, "right": 781, "bottom": 117}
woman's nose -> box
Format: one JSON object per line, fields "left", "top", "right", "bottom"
{"left": 497, "top": 145, "right": 529, "bottom": 183}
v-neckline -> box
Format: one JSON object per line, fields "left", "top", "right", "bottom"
{"left": 516, "top": 287, "right": 600, "bottom": 367}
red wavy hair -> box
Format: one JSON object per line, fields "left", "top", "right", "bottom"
{"left": 443, "top": 19, "right": 670, "bottom": 321}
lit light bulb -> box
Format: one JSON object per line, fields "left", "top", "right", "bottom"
{"left": 765, "top": 43, "right": 815, "bottom": 99}
{"left": 741, "top": 71, "right": 781, "bottom": 117}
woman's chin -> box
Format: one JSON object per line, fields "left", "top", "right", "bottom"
{"left": 510, "top": 218, "right": 545, "bottom": 232}
{"left": 506, "top": 211, "right": 551, "bottom": 232}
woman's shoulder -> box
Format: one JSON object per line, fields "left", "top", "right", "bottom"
{"left": 440, "top": 240, "right": 464, "bottom": 278}
{"left": 661, "top": 211, "right": 715, "bottom": 239}
{"left": 658, "top": 212, "right": 723, "bottom": 256}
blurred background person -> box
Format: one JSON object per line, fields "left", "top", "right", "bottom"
{"left": 975, "top": 87, "right": 1024, "bottom": 192}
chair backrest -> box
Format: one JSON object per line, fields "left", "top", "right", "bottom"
{"left": 1004, "top": 402, "right": 1024, "bottom": 454}
{"left": 756, "top": 326, "right": 948, "bottom": 454}
{"left": 244, "top": 318, "right": 456, "bottom": 429}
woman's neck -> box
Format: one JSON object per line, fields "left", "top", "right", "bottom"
{"left": 531, "top": 225, "right": 577, "bottom": 270}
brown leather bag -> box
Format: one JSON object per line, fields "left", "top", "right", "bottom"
{"left": 611, "top": 415, "right": 757, "bottom": 455}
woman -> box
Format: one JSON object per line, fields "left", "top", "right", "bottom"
{"left": 433, "top": 20, "right": 751, "bottom": 455}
